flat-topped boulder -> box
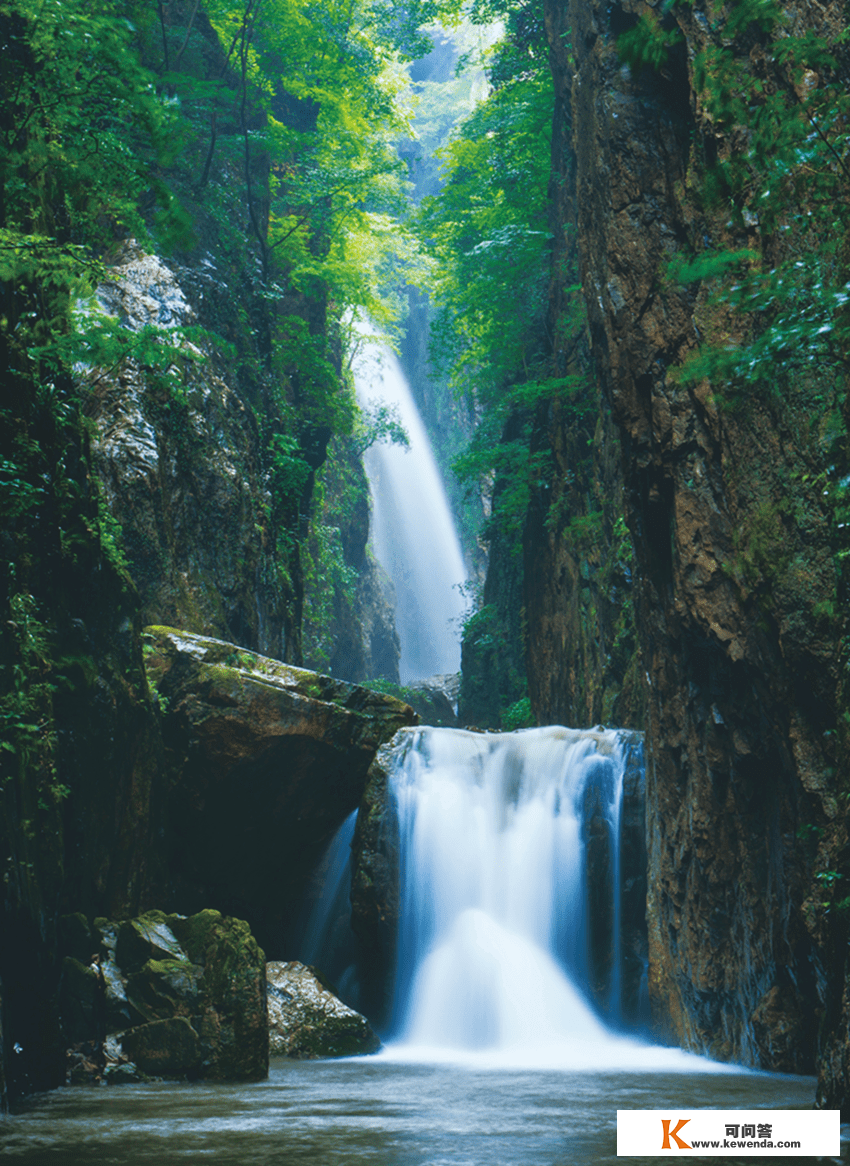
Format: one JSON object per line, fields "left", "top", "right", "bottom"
{"left": 143, "top": 627, "right": 416, "bottom": 953}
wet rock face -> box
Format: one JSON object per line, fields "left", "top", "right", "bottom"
{"left": 144, "top": 627, "right": 416, "bottom": 954}
{"left": 349, "top": 736, "right": 404, "bottom": 1028}
{"left": 58, "top": 909, "right": 267, "bottom": 1083}
{"left": 550, "top": 0, "right": 842, "bottom": 1075}
{"left": 266, "top": 961, "right": 380, "bottom": 1058}
{"left": 88, "top": 242, "right": 299, "bottom": 662}
{"left": 577, "top": 733, "right": 648, "bottom": 1024}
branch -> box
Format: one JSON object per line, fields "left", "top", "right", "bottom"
{"left": 173, "top": 0, "right": 202, "bottom": 71}
{"left": 802, "top": 105, "right": 850, "bottom": 187}
{"left": 156, "top": 0, "right": 170, "bottom": 75}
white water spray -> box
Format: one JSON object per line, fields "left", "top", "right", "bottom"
{"left": 378, "top": 725, "right": 723, "bottom": 1071}
{"left": 353, "top": 336, "right": 468, "bottom": 682}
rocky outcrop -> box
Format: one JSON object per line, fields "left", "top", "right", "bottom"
{"left": 583, "top": 731, "right": 648, "bottom": 1024}
{"left": 546, "top": 0, "right": 843, "bottom": 1077}
{"left": 405, "top": 674, "right": 459, "bottom": 728}
{"left": 144, "top": 626, "right": 416, "bottom": 953}
{"left": 88, "top": 242, "right": 301, "bottom": 662}
{"left": 58, "top": 909, "right": 267, "bottom": 1083}
{"left": 349, "top": 733, "right": 408, "bottom": 1026}
{"left": 267, "top": 961, "right": 380, "bottom": 1058}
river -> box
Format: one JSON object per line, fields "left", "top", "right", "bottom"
{"left": 0, "top": 1055, "right": 817, "bottom": 1164}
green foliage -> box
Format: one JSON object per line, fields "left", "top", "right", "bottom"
{"left": 667, "top": 1, "right": 850, "bottom": 402}
{"left": 360, "top": 676, "right": 419, "bottom": 703}
{"left": 301, "top": 521, "right": 359, "bottom": 672}
{"left": 0, "top": 587, "right": 64, "bottom": 817}
{"left": 459, "top": 601, "right": 528, "bottom": 728}
{"left": 300, "top": 438, "right": 371, "bottom": 672}
{"left": 617, "top": 13, "right": 682, "bottom": 73}
{"left": 268, "top": 434, "right": 313, "bottom": 513}
{"left": 419, "top": 54, "right": 553, "bottom": 392}
{"left": 0, "top": 0, "right": 175, "bottom": 248}
{"left": 815, "top": 868, "right": 850, "bottom": 915}
{"left": 502, "top": 695, "right": 534, "bottom": 730}
{"left": 352, "top": 400, "right": 410, "bottom": 455}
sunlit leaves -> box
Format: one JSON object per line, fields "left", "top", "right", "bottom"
{"left": 419, "top": 61, "right": 553, "bottom": 392}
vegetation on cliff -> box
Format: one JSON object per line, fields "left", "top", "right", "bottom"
{"left": 415, "top": 0, "right": 642, "bottom": 729}
{"left": 0, "top": 0, "right": 427, "bottom": 1106}
{"left": 3, "top": 0, "right": 850, "bottom": 1114}
{"left": 591, "top": 0, "right": 850, "bottom": 1098}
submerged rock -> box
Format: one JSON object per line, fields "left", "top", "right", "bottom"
{"left": 266, "top": 962, "right": 380, "bottom": 1059}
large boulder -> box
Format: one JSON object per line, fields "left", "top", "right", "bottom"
{"left": 267, "top": 962, "right": 380, "bottom": 1059}
{"left": 143, "top": 627, "right": 416, "bottom": 953}
{"left": 58, "top": 909, "right": 267, "bottom": 1083}
{"left": 120, "top": 1018, "right": 201, "bottom": 1079}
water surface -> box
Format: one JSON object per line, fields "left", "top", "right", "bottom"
{"left": 0, "top": 1056, "right": 817, "bottom": 1165}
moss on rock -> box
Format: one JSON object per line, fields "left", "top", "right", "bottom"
{"left": 120, "top": 1017, "right": 201, "bottom": 1078}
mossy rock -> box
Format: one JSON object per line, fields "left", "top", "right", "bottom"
{"left": 120, "top": 1017, "right": 201, "bottom": 1078}
{"left": 61, "top": 909, "right": 268, "bottom": 1083}
{"left": 168, "top": 910, "right": 268, "bottom": 1082}
{"left": 139, "top": 627, "right": 417, "bottom": 956}
{"left": 116, "top": 912, "right": 185, "bottom": 974}
{"left": 125, "top": 958, "right": 203, "bottom": 1023}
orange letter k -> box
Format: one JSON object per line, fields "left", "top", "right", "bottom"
{"left": 661, "top": 1118, "right": 691, "bottom": 1150}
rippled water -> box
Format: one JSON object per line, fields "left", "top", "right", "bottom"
{"left": 0, "top": 1055, "right": 817, "bottom": 1165}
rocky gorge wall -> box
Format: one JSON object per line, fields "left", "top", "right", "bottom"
{"left": 1, "top": 0, "right": 416, "bottom": 1107}
{"left": 541, "top": 0, "right": 849, "bottom": 1103}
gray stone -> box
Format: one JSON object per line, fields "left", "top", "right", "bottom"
{"left": 267, "top": 961, "right": 380, "bottom": 1059}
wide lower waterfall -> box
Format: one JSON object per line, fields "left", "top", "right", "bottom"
{"left": 353, "top": 336, "right": 468, "bottom": 682}
{"left": 386, "top": 725, "right": 646, "bottom": 1063}
{"left": 296, "top": 723, "right": 663, "bottom": 1067}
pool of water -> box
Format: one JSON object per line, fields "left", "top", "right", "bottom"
{"left": 0, "top": 1053, "right": 820, "bottom": 1165}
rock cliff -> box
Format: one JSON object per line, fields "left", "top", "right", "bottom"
{"left": 88, "top": 242, "right": 301, "bottom": 661}
{"left": 542, "top": 0, "right": 846, "bottom": 1091}
{"left": 144, "top": 627, "right": 415, "bottom": 955}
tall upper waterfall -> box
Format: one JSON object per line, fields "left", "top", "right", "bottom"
{"left": 353, "top": 336, "right": 468, "bottom": 682}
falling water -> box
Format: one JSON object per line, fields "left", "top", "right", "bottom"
{"left": 378, "top": 724, "right": 665, "bottom": 1068}
{"left": 299, "top": 811, "right": 358, "bottom": 972}
{"left": 353, "top": 335, "right": 468, "bottom": 682}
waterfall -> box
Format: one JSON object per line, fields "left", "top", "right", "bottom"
{"left": 383, "top": 724, "right": 651, "bottom": 1065}
{"left": 353, "top": 335, "right": 468, "bottom": 682}
{"left": 299, "top": 811, "right": 358, "bottom": 970}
